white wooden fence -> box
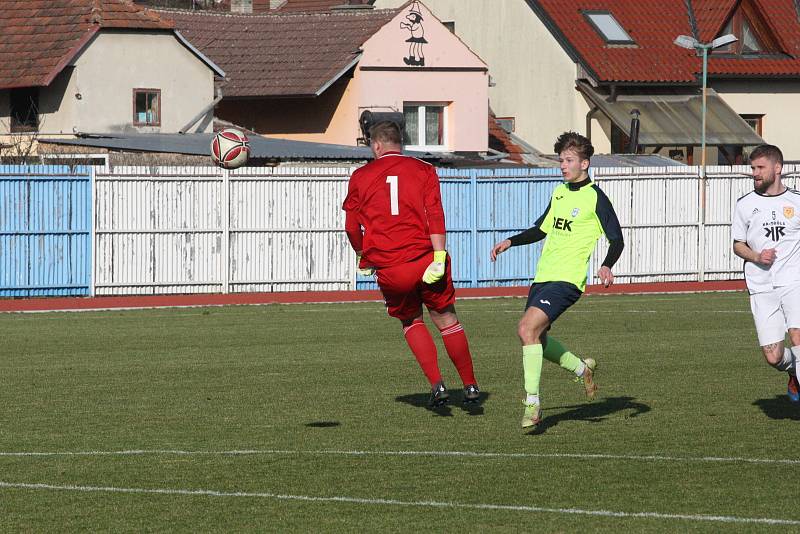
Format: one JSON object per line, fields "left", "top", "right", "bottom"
{"left": 86, "top": 164, "right": 796, "bottom": 295}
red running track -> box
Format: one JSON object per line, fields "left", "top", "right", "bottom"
{"left": 0, "top": 280, "right": 746, "bottom": 313}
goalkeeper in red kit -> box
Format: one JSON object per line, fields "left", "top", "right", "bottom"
{"left": 342, "top": 121, "right": 480, "bottom": 406}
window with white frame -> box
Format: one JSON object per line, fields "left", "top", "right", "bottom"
{"left": 403, "top": 103, "right": 447, "bottom": 150}
{"left": 583, "top": 11, "right": 634, "bottom": 45}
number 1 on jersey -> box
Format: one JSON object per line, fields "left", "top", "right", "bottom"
{"left": 386, "top": 175, "right": 399, "bottom": 215}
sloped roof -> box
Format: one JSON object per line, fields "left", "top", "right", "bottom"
{"left": 41, "top": 132, "right": 374, "bottom": 159}
{"left": 40, "top": 131, "right": 450, "bottom": 161}
{"left": 530, "top": 0, "right": 800, "bottom": 83}
{"left": 165, "top": 8, "right": 399, "bottom": 97}
{"left": 0, "top": 0, "right": 173, "bottom": 90}
{"left": 693, "top": 0, "right": 736, "bottom": 42}
{"left": 488, "top": 112, "right": 524, "bottom": 163}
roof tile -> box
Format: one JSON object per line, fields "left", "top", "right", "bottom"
{"left": 535, "top": 0, "right": 800, "bottom": 83}
{"left": 165, "top": 8, "right": 398, "bottom": 97}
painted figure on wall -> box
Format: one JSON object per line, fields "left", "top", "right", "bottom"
{"left": 401, "top": 1, "right": 427, "bottom": 66}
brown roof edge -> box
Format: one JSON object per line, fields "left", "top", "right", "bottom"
{"left": 43, "top": 26, "right": 101, "bottom": 88}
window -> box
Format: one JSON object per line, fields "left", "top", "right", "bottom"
{"left": 496, "top": 116, "right": 515, "bottom": 133}
{"left": 442, "top": 20, "right": 455, "bottom": 34}
{"left": 133, "top": 89, "right": 161, "bottom": 126}
{"left": 583, "top": 11, "right": 634, "bottom": 44}
{"left": 10, "top": 88, "right": 39, "bottom": 132}
{"left": 403, "top": 103, "right": 446, "bottom": 150}
{"left": 740, "top": 113, "right": 764, "bottom": 136}
{"left": 712, "top": 1, "right": 780, "bottom": 55}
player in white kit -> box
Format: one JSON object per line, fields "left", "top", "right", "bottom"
{"left": 732, "top": 144, "right": 800, "bottom": 403}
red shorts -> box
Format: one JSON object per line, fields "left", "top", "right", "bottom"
{"left": 376, "top": 254, "right": 456, "bottom": 320}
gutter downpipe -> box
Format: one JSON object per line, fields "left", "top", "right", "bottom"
{"left": 586, "top": 106, "right": 599, "bottom": 142}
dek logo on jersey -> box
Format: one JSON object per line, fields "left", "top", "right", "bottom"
{"left": 554, "top": 217, "right": 573, "bottom": 231}
{"left": 785, "top": 206, "right": 795, "bottom": 219}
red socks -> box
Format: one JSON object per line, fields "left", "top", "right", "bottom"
{"left": 403, "top": 319, "right": 441, "bottom": 386}
{"left": 403, "top": 319, "right": 478, "bottom": 387}
{"left": 439, "top": 321, "right": 477, "bottom": 386}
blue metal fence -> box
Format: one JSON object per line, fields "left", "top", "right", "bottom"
{"left": 0, "top": 165, "right": 92, "bottom": 297}
{"left": 356, "top": 167, "right": 562, "bottom": 289}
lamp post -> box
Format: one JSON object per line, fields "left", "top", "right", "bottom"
{"left": 673, "top": 33, "right": 737, "bottom": 282}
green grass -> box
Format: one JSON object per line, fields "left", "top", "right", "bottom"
{"left": 1, "top": 292, "right": 798, "bottom": 532}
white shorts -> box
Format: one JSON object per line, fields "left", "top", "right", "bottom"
{"left": 749, "top": 283, "right": 800, "bottom": 346}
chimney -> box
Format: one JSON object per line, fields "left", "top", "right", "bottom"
{"left": 231, "top": 0, "right": 252, "bottom": 13}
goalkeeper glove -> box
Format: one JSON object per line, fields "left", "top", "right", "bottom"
{"left": 422, "top": 250, "right": 447, "bottom": 284}
{"left": 356, "top": 254, "right": 375, "bottom": 276}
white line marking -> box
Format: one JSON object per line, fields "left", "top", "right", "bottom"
{"left": 488, "top": 310, "right": 748, "bottom": 314}
{"left": 1, "top": 448, "right": 799, "bottom": 465}
{"left": 0, "top": 480, "right": 796, "bottom": 525}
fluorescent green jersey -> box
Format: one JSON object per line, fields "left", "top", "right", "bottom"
{"left": 533, "top": 179, "right": 623, "bottom": 291}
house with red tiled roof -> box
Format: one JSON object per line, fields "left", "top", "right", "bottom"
{"left": 0, "top": 0, "right": 224, "bottom": 152}
{"left": 164, "top": 1, "right": 490, "bottom": 154}
{"left": 372, "top": 0, "right": 800, "bottom": 161}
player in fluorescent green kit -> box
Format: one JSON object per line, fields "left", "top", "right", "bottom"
{"left": 491, "top": 132, "right": 624, "bottom": 429}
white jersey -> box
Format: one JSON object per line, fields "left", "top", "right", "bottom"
{"left": 732, "top": 188, "right": 800, "bottom": 293}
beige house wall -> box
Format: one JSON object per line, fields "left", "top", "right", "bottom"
{"left": 38, "top": 67, "right": 80, "bottom": 135}
{"left": 228, "top": 74, "right": 364, "bottom": 146}
{"left": 67, "top": 31, "right": 215, "bottom": 134}
{"left": 373, "top": 0, "right": 608, "bottom": 153}
{"left": 712, "top": 79, "right": 800, "bottom": 159}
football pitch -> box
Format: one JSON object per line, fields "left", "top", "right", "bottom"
{"left": 1, "top": 292, "right": 799, "bottom": 532}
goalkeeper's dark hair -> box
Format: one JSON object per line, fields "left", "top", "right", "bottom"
{"left": 369, "top": 121, "right": 403, "bottom": 146}
{"left": 750, "top": 144, "right": 783, "bottom": 166}
{"left": 554, "top": 131, "right": 594, "bottom": 160}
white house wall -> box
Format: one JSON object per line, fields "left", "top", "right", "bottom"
{"left": 68, "top": 31, "right": 215, "bottom": 134}
{"left": 712, "top": 79, "right": 800, "bottom": 159}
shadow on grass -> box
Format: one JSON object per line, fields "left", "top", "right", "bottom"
{"left": 526, "top": 396, "right": 650, "bottom": 435}
{"left": 305, "top": 421, "right": 341, "bottom": 428}
{"left": 752, "top": 396, "right": 800, "bottom": 420}
{"left": 395, "top": 391, "right": 490, "bottom": 417}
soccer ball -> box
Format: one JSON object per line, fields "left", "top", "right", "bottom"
{"left": 211, "top": 128, "right": 250, "bottom": 169}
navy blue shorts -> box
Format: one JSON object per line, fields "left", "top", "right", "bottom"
{"left": 525, "top": 281, "right": 582, "bottom": 323}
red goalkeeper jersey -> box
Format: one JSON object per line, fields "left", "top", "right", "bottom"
{"left": 343, "top": 152, "right": 446, "bottom": 268}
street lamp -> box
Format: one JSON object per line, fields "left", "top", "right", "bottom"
{"left": 673, "top": 33, "right": 737, "bottom": 282}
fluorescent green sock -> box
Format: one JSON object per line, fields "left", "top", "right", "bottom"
{"left": 543, "top": 336, "right": 582, "bottom": 373}
{"left": 522, "top": 344, "right": 543, "bottom": 395}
